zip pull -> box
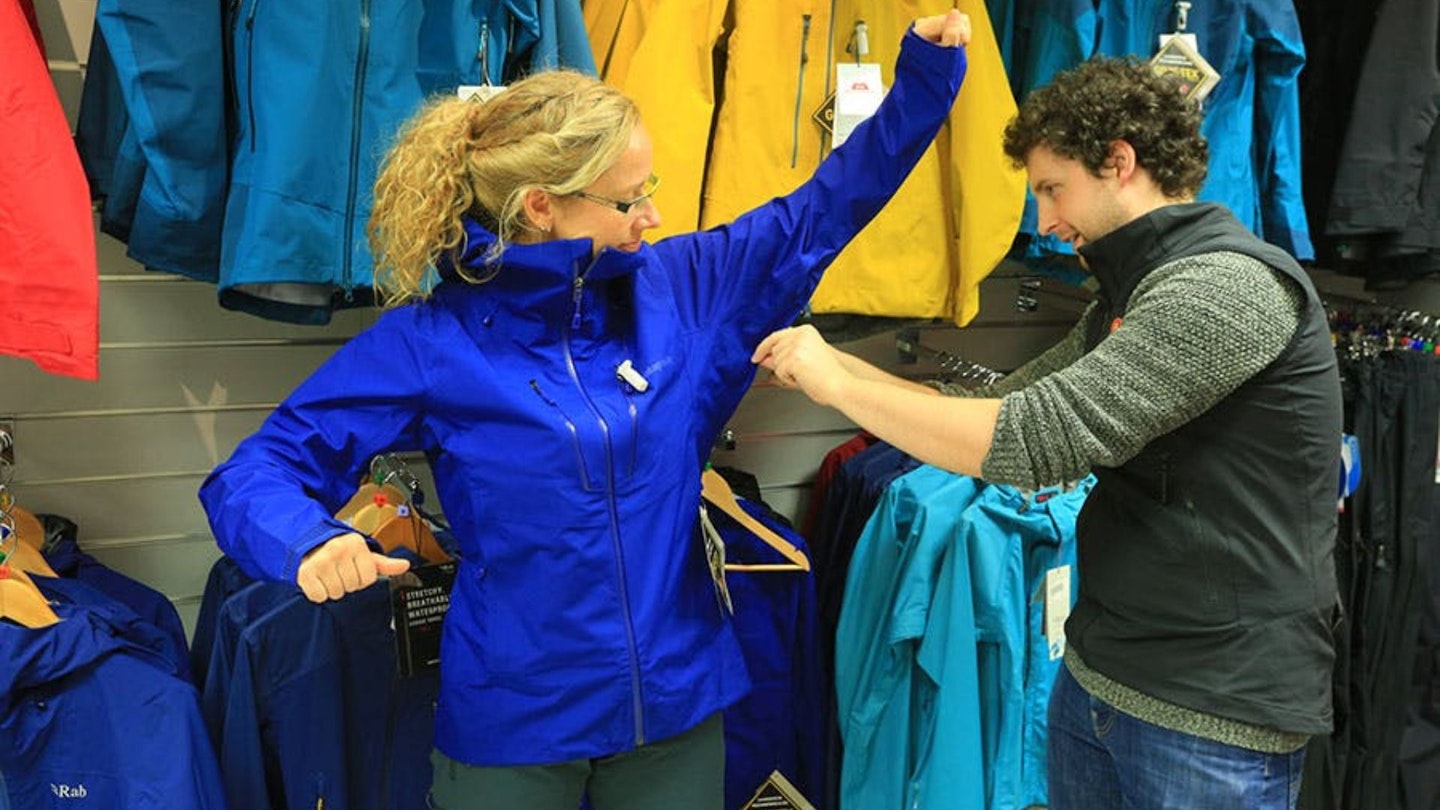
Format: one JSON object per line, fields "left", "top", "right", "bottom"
{"left": 477, "top": 21, "right": 492, "bottom": 84}
{"left": 571, "top": 275, "right": 585, "bottom": 330}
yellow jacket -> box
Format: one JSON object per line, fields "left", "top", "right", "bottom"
{"left": 588, "top": 0, "right": 1024, "bottom": 324}
{"left": 585, "top": 0, "right": 728, "bottom": 237}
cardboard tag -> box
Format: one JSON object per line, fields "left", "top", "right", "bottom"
{"left": 1149, "top": 34, "right": 1220, "bottom": 106}
{"left": 812, "top": 91, "right": 836, "bottom": 137}
{"left": 457, "top": 84, "right": 506, "bottom": 103}
{"left": 833, "top": 63, "right": 885, "bottom": 148}
{"left": 1045, "top": 565, "right": 1072, "bottom": 661}
{"left": 389, "top": 561, "right": 458, "bottom": 677}
{"left": 698, "top": 503, "right": 734, "bottom": 614}
{"left": 740, "top": 770, "right": 817, "bottom": 810}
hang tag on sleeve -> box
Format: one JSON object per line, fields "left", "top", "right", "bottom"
{"left": 832, "top": 63, "right": 885, "bottom": 149}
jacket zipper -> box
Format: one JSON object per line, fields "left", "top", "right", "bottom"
{"left": 565, "top": 256, "right": 646, "bottom": 746}
{"left": 791, "top": 13, "right": 813, "bottom": 168}
{"left": 243, "top": 0, "right": 261, "bottom": 151}
{"left": 341, "top": 0, "right": 373, "bottom": 297}
{"left": 477, "top": 21, "right": 492, "bottom": 84}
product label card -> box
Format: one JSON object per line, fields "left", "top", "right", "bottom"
{"left": 389, "top": 561, "right": 457, "bottom": 677}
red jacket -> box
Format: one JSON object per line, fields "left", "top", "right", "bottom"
{"left": 0, "top": 0, "right": 98, "bottom": 380}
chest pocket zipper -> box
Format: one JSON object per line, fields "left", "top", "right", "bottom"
{"left": 529, "top": 379, "right": 595, "bottom": 491}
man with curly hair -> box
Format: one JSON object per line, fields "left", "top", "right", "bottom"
{"left": 754, "top": 57, "right": 1341, "bottom": 809}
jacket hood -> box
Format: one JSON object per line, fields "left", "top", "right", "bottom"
{"left": 0, "top": 602, "right": 129, "bottom": 701}
{"left": 0, "top": 580, "right": 185, "bottom": 704}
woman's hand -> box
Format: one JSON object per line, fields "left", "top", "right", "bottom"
{"left": 913, "top": 10, "right": 971, "bottom": 47}
{"left": 296, "top": 531, "right": 411, "bottom": 603}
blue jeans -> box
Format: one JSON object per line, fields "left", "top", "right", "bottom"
{"left": 1047, "top": 666, "right": 1307, "bottom": 810}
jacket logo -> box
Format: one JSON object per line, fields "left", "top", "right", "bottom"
{"left": 51, "top": 783, "right": 88, "bottom": 798}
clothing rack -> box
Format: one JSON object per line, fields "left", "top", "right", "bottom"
{"left": 1326, "top": 298, "right": 1440, "bottom": 361}
{"left": 895, "top": 328, "right": 1006, "bottom": 386}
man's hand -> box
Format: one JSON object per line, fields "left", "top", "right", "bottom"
{"left": 296, "top": 531, "right": 411, "bottom": 603}
{"left": 912, "top": 9, "right": 971, "bottom": 47}
{"left": 752, "top": 324, "right": 851, "bottom": 407}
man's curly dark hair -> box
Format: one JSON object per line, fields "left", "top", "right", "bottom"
{"left": 1002, "top": 57, "right": 1209, "bottom": 198}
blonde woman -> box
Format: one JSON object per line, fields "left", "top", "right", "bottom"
{"left": 201, "top": 12, "right": 970, "bottom": 809}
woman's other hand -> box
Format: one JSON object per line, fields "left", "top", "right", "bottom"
{"left": 913, "top": 9, "right": 971, "bottom": 47}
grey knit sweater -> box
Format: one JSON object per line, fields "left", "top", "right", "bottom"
{"left": 935, "top": 251, "right": 1311, "bottom": 753}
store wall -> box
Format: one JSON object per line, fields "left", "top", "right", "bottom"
{"left": 51, "top": 0, "right": 1440, "bottom": 639}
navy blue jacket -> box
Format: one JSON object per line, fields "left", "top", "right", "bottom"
{"left": 0, "top": 598, "right": 225, "bottom": 808}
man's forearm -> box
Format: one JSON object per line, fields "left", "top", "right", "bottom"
{"left": 830, "top": 375, "right": 1000, "bottom": 477}
{"left": 835, "top": 351, "right": 943, "bottom": 394}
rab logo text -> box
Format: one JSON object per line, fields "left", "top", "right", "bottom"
{"left": 51, "top": 783, "right": 89, "bottom": 798}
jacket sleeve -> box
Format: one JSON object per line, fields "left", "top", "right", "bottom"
{"left": 94, "top": 0, "right": 226, "bottom": 271}
{"left": 198, "top": 312, "right": 431, "bottom": 583}
{"left": 1250, "top": 1, "right": 1314, "bottom": 260}
{"left": 654, "top": 28, "right": 967, "bottom": 385}
{"left": 980, "top": 255, "right": 1302, "bottom": 490}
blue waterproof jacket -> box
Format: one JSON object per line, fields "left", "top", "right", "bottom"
{"left": 1011, "top": 0, "right": 1313, "bottom": 261}
{"left": 201, "top": 31, "right": 966, "bottom": 766}
{"left": 1095, "top": 0, "right": 1314, "bottom": 259}
{"left": 0, "top": 594, "right": 225, "bottom": 808}
{"left": 221, "top": 0, "right": 596, "bottom": 322}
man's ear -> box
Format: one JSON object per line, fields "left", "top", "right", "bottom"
{"left": 1107, "top": 140, "right": 1139, "bottom": 182}
{"left": 520, "top": 186, "right": 555, "bottom": 233}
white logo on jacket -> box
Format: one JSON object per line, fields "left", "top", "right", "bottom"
{"left": 51, "top": 783, "right": 88, "bottom": 798}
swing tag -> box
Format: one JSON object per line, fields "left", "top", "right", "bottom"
{"left": 1045, "top": 565, "right": 1072, "bottom": 660}
{"left": 1150, "top": 33, "right": 1220, "bottom": 107}
{"left": 833, "top": 63, "right": 885, "bottom": 148}
{"left": 698, "top": 503, "right": 734, "bottom": 615}
{"left": 457, "top": 84, "right": 506, "bottom": 103}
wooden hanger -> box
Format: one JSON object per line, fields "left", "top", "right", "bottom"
{"left": 337, "top": 486, "right": 452, "bottom": 565}
{"left": 0, "top": 566, "right": 61, "bottom": 628}
{"left": 8, "top": 505, "right": 57, "bottom": 577}
{"left": 0, "top": 518, "right": 60, "bottom": 628}
{"left": 336, "top": 482, "right": 411, "bottom": 525}
{"left": 701, "top": 469, "right": 810, "bottom": 572}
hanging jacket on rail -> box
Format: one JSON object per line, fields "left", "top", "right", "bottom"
{"left": 0, "top": 0, "right": 98, "bottom": 381}
{"left": 0, "top": 596, "right": 225, "bottom": 809}
{"left": 1093, "top": 0, "right": 1314, "bottom": 260}
{"left": 699, "top": 0, "right": 1024, "bottom": 326}
{"left": 200, "top": 31, "right": 967, "bottom": 767}
{"left": 220, "top": 0, "right": 593, "bottom": 323}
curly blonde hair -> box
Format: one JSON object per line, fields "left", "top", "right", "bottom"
{"left": 368, "top": 71, "right": 640, "bottom": 306}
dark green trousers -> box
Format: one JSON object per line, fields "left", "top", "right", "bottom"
{"left": 428, "top": 713, "right": 724, "bottom": 810}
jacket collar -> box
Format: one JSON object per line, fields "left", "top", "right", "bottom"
{"left": 443, "top": 217, "right": 646, "bottom": 289}
{"left": 434, "top": 218, "right": 647, "bottom": 333}
{"left": 1078, "top": 202, "right": 1230, "bottom": 305}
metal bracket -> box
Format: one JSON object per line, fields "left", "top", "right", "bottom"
{"left": 0, "top": 418, "right": 13, "bottom": 467}
{"left": 895, "top": 327, "right": 921, "bottom": 365}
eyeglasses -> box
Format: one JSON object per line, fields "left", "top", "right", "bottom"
{"left": 571, "top": 174, "right": 661, "bottom": 215}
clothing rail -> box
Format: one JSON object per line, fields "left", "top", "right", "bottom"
{"left": 895, "top": 328, "right": 1006, "bottom": 386}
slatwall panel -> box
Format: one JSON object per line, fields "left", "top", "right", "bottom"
{"left": 10, "top": 0, "right": 1083, "bottom": 638}
{"left": 0, "top": 0, "right": 375, "bottom": 634}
